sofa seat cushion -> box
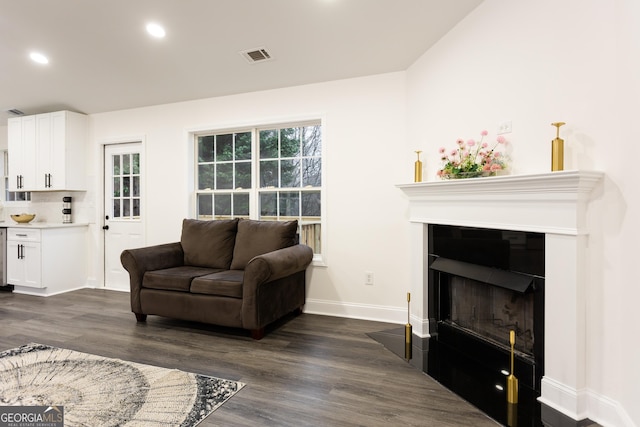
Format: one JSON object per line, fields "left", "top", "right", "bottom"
{"left": 190, "top": 270, "right": 244, "bottom": 298}
{"left": 230, "top": 219, "right": 299, "bottom": 270}
{"left": 143, "top": 266, "right": 223, "bottom": 292}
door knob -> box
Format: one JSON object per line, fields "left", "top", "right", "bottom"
{"left": 102, "top": 225, "right": 109, "bottom": 230}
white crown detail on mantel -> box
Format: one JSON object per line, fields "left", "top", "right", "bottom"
{"left": 396, "top": 170, "right": 604, "bottom": 235}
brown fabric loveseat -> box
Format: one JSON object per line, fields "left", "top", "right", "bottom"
{"left": 120, "top": 218, "right": 314, "bottom": 339}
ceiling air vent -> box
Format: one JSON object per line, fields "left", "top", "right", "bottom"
{"left": 240, "top": 47, "right": 273, "bottom": 64}
{"left": 7, "top": 108, "right": 25, "bottom": 116}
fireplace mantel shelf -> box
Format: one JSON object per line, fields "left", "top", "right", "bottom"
{"left": 396, "top": 170, "right": 604, "bottom": 235}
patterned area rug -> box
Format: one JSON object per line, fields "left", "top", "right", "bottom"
{"left": 0, "top": 343, "right": 245, "bottom": 426}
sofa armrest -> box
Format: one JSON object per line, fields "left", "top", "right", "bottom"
{"left": 244, "top": 244, "right": 314, "bottom": 287}
{"left": 120, "top": 242, "right": 184, "bottom": 312}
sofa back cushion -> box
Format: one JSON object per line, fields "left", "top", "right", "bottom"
{"left": 230, "top": 219, "right": 298, "bottom": 270}
{"left": 181, "top": 218, "right": 239, "bottom": 269}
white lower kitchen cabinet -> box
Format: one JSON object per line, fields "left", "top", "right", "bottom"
{"left": 6, "top": 223, "right": 88, "bottom": 296}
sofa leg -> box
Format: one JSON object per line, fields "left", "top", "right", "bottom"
{"left": 250, "top": 328, "right": 265, "bottom": 340}
{"left": 135, "top": 313, "right": 147, "bottom": 322}
{"left": 293, "top": 307, "right": 303, "bottom": 316}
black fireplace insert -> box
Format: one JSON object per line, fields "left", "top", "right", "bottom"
{"left": 427, "top": 224, "right": 545, "bottom": 426}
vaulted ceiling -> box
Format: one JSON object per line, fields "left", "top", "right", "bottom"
{"left": 0, "top": 0, "right": 482, "bottom": 123}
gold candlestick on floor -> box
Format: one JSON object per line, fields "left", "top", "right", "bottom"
{"left": 405, "top": 292, "right": 412, "bottom": 361}
{"left": 507, "top": 330, "right": 519, "bottom": 404}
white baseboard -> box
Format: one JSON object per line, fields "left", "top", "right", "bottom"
{"left": 540, "top": 376, "right": 637, "bottom": 427}
{"left": 303, "top": 298, "right": 406, "bottom": 325}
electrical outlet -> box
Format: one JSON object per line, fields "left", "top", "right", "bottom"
{"left": 365, "top": 271, "right": 374, "bottom": 285}
{"left": 497, "top": 120, "right": 512, "bottom": 135}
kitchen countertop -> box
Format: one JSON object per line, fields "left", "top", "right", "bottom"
{"left": 0, "top": 222, "right": 89, "bottom": 229}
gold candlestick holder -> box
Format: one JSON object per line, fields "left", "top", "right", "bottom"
{"left": 405, "top": 292, "right": 412, "bottom": 361}
{"left": 414, "top": 151, "right": 423, "bottom": 182}
{"left": 507, "top": 330, "right": 519, "bottom": 404}
{"left": 551, "top": 122, "right": 566, "bottom": 171}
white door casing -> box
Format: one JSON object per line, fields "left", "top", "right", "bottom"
{"left": 103, "top": 142, "right": 144, "bottom": 291}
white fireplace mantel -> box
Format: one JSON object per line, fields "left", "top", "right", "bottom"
{"left": 396, "top": 170, "right": 604, "bottom": 235}
{"left": 397, "top": 170, "right": 604, "bottom": 423}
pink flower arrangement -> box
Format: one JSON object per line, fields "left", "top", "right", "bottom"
{"left": 437, "top": 130, "right": 509, "bottom": 179}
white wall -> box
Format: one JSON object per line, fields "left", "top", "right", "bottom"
{"left": 406, "top": 1, "right": 639, "bottom": 426}
{"left": 88, "top": 72, "right": 412, "bottom": 321}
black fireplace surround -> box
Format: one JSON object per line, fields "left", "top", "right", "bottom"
{"left": 427, "top": 224, "right": 545, "bottom": 426}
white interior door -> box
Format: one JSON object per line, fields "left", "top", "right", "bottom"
{"left": 104, "top": 142, "right": 144, "bottom": 291}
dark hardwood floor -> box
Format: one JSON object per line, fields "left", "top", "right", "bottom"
{"left": 0, "top": 289, "right": 500, "bottom": 426}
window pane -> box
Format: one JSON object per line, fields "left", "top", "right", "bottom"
{"left": 235, "top": 132, "right": 252, "bottom": 160}
{"left": 216, "top": 163, "right": 233, "bottom": 189}
{"left": 279, "top": 191, "right": 300, "bottom": 217}
{"left": 303, "top": 158, "right": 322, "bottom": 187}
{"left": 302, "top": 125, "right": 322, "bottom": 156}
{"left": 198, "top": 194, "right": 212, "bottom": 217}
{"left": 280, "top": 128, "right": 300, "bottom": 157}
{"left": 302, "top": 191, "right": 321, "bottom": 217}
{"left": 281, "top": 159, "right": 300, "bottom": 187}
{"left": 132, "top": 153, "right": 140, "bottom": 174}
{"left": 234, "top": 193, "right": 249, "bottom": 216}
{"left": 260, "top": 130, "right": 278, "bottom": 159}
{"left": 214, "top": 193, "right": 232, "bottom": 217}
{"left": 198, "top": 136, "right": 214, "bottom": 162}
{"left": 198, "top": 164, "right": 214, "bottom": 190}
{"left": 260, "top": 160, "right": 278, "bottom": 187}
{"left": 235, "top": 162, "right": 251, "bottom": 189}
{"left": 216, "top": 134, "right": 233, "bottom": 161}
{"left": 260, "top": 192, "right": 277, "bottom": 217}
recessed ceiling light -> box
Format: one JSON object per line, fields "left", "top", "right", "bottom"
{"left": 30, "top": 52, "right": 49, "bottom": 64}
{"left": 146, "top": 22, "right": 166, "bottom": 38}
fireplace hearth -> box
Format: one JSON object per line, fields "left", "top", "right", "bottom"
{"left": 428, "top": 224, "right": 544, "bottom": 426}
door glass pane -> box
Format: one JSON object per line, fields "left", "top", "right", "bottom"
{"left": 113, "top": 177, "right": 120, "bottom": 197}
{"left": 123, "top": 155, "right": 130, "bottom": 174}
{"left": 132, "top": 176, "right": 140, "bottom": 197}
{"left": 132, "top": 154, "right": 140, "bottom": 174}
{"left": 133, "top": 199, "right": 140, "bottom": 217}
{"left": 123, "top": 177, "right": 130, "bottom": 197}
{"left": 113, "top": 155, "right": 120, "bottom": 175}
{"left": 123, "top": 199, "right": 130, "bottom": 217}
{"left": 113, "top": 200, "right": 121, "bottom": 218}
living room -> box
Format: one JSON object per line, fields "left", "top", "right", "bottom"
{"left": 1, "top": 1, "right": 638, "bottom": 426}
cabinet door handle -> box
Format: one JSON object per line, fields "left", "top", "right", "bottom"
{"left": 17, "top": 244, "right": 22, "bottom": 259}
{"left": 16, "top": 233, "right": 28, "bottom": 237}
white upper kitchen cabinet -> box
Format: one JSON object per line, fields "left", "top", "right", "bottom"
{"left": 8, "top": 110, "right": 88, "bottom": 191}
